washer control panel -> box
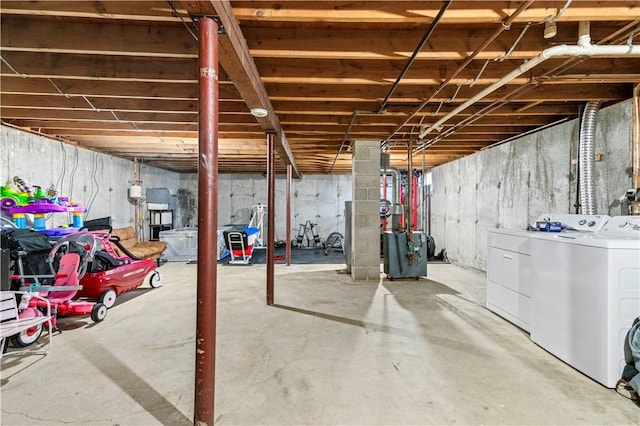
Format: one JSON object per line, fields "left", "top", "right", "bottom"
{"left": 600, "top": 216, "right": 640, "bottom": 237}
{"left": 533, "top": 214, "right": 610, "bottom": 232}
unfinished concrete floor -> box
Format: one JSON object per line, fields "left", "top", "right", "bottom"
{"left": 1, "top": 260, "right": 638, "bottom": 425}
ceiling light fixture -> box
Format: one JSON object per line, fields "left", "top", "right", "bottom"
{"left": 250, "top": 107, "right": 268, "bottom": 118}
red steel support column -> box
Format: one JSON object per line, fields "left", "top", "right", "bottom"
{"left": 194, "top": 16, "right": 218, "bottom": 426}
{"left": 286, "top": 164, "right": 292, "bottom": 266}
{"left": 266, "top": 132, "right": 276, "bottom": 305}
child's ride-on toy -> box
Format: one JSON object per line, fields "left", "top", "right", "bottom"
{"left": 75, "top": 230, "right": 161, "bottom": 308}
{"left": 9, "top": 232, "right": 108, "bottom": 345}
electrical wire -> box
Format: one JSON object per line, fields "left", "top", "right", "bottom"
{"left": 1, "top": 56, "right": 27, "bottom": 78}
{"left": 67, "top": 145, "right": 79, "bottom": 203}
{"left": 56, "top": 141, "right": 67, "bottom": 195}
{"left": 85, "top": 152, "right": 101, "bottom": 217}
{"left": 167, "top": 0, "right": 198, "bottom": 41}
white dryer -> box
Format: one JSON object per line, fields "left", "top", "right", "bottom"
{"left": 531, "top": 215, "right": 640, "bottom": 388}
{"left": 487, "top": 214, "right": 608, "bottom": 332}
{"left": 487, "top": 228, "right": 534, "bottom": 331}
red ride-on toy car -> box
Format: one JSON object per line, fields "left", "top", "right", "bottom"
{"left": 9, "top": 233, "right": 109, "bottom": 340}
{"left": 74, "top": 231, "right": 161, "bottom": 308}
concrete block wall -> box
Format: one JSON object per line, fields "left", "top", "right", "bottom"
{"left": 178, "top": 173, "right": 351, "bottom": 244}
{"left": 430, "top": 100, "right": 633, "bottom": 271}
{"left": 1, "top": 126, "right": 180, "bottom": 240}
{"left": 350, "top": 141, "right": 381, "bottom": 281}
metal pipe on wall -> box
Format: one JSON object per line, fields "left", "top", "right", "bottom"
{"left": 579, "top": 101, "right": 601, "bottom": 215}
{"left": 406, "top": 141, "right": 413, "bottom": 236}
{"left": 286, "top": 164, "right": 292, "bottom": 266}
{"left": 266, "top": 132, "right": 275, "bottom": 305}
{"left": 380, "top": 168, "right": 401, "bottom": 207}
{"left": 419, "top": 37, "right": 640, "bottom": 142}
{"left": 133, "top": 157, "right": 140, "bottom": 241}
{"left": 634, "top": 84, "right": 640, "bottom": 189}
{"left": 378, "top": 0, "right": 451, "bottom": 113}
{"left": 385, "top": 0, "right": 534, "bottom": 143}
{"left": 423, "top": 20, "right": 640, "bottom": 150}
{"left": 194, "top": 16, "right": 218, "bottom": 426}
{"left": 329, "top": 110, "right": 377, "bottom": 174}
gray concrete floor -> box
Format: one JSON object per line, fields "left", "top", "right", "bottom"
{"left": 1, "top": 260, "right": 638, "bottom": 425}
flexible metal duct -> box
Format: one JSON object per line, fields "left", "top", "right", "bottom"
{"left": 579, "top": 101, "right": 600, "bottom": 215}
{"left": 381, "top": 167, "right": 402, "bottom": 206}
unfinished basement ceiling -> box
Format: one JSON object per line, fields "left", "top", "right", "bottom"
{"left": 1, "top": 1, "right": 639, "bottom": 175}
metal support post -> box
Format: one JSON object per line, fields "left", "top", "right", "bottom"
{"left": 194, "top": 16, "right": 218, "bottom": 426}
{"left": 266, "top": 132, "right": 276, "bottom": 304}
{"left": 286, "top": 164, "right": 292, "bottom": 266}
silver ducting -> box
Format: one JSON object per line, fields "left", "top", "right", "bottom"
{"left": 579, "top": 101, "right": 600, "bottom": 215}
{"left": 381, "top": 167, "right": 402, "bottom": 206}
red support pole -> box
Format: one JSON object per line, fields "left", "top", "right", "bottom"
{"left": 411, "top": 172, "right": 419, "bottom": 231}
{"left": 194, "top": 16, "right": 218, "bottom": 426}
{"left": 266, "top": 132, "right": 276, "bottom": 305}
{"left": 286, "top": 164, "right": 292, "bottom": 266}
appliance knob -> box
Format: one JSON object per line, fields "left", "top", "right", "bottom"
{"left": 619, "top": 222, "right": 629, "bottom": 228}
{"left": 578, "top": 219, "right": 586, "bottom": 225}
{"left": 588, "top": 221, "right": 596, "bottom": 227}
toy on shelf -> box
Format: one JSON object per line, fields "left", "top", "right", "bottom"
{"left": 13, "top": 176, "right": 35, "bottom": 204}
{"left": 45, "top": 185, "right": 58, "bottom": 203}
{"left": 1, "top": 183, "right": 40, "bottom": 210}
{"left": 1, "top": 180, "right": 74, "bottom": 211}
{"left": 3, "top": 178, "right": 85, "bottom": 231}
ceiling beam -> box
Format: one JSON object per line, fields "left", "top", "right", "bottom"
{"left": 1, "top": 51, "right": 200, "bottom": 83}
{"left": 243, "top": 23, "right": 635, "bottom": 60}
{"left": 4, "top": 1, "right": 637, "bottom": 25}
{"left": 176, "top": 0, "right": 300, "bottom": 178}
{"left": 230, "top": 1, "right": 640, "bottom": 25}
{"left": 1, "top": 18, "right": 197, "bottom": 58}
{"left": 254, "top": 57, "right": 640, "bottom": 84}
{"left": 0, "top": 1, "right": 184, "bottom": 21}
{"left": 264, "top": 83, "right": 632, "bottom": 102}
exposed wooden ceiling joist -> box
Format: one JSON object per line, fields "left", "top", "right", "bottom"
{"left": 1, "top": 1, "right": 639, "bottom": 175}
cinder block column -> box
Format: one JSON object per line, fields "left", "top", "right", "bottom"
{"left": 351, "top": 140, "right": 381, "bottom": 281}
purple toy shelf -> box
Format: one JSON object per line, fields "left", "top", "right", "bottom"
{"left": 8, "top": 204, "right": 85, "bottom": 214}
{"left": 39, "top": 227, "right": 82, "bottom": 237}
{"left": 8, "top": 204, "right": 87, "bottom": 231}
{"left": 8, "top": 204, "right": 68, "bottom": 214}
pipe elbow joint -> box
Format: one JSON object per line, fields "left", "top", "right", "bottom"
{"left": 541, "top": 44, "right": 572, "bottom": 59}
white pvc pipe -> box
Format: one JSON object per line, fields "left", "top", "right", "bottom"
{"left": 419, "top": 41, "right": 640, "bottom": 140}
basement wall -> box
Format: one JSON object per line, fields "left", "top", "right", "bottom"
{"left": 430, "top": 99, "right": 633, "bottom": 271}
{"left": 178, "top": 173, "right": 351, "bottom": 243}
{"left": 1, "top": 126, "right": 180, "bottom": 239}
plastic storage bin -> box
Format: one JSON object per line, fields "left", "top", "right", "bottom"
{"left": 160, "top": 227, "right": 230, "bottom": 261}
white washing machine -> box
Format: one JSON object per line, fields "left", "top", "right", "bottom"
{"left": 531, "top": 215, "right": 640, "bottom": 388}
{"left": 487, "top": 214, "right": 609, "bottom": 332}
